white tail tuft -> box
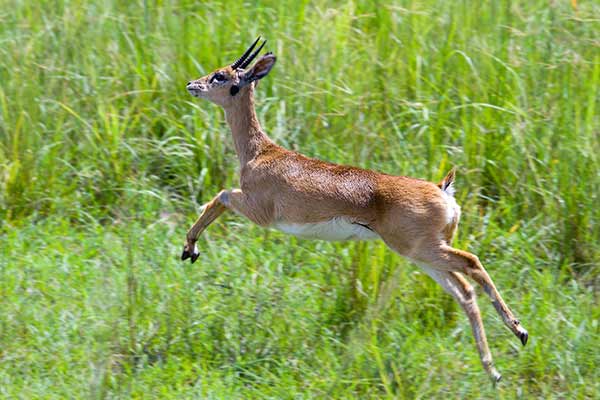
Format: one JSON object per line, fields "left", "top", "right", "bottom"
{"left": 439, "top": 167, "right": 457, "bottom": 197}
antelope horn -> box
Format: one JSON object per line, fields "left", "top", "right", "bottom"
{"left": 239, "top": 40, "right": 267, "bottom": 69}
{"left": 231, "top": 36, "right": 261, "bottom": 70}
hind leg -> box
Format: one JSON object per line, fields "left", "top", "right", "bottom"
{"left": 415, "top": 244, "right": 528, "bottom": 346}
{"left": 417, "top": 264, "right": 502, "bottom": 382}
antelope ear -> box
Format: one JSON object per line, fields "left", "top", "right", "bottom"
{"left": 241, "top": 53, "right": 276, "bottom": 85}
{"left": 231, "top": 53, "right": 276, "bottom": 96}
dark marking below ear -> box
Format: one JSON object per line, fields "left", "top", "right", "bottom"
{"left": 230, "top": 85, "right": 239, "bottom": 96}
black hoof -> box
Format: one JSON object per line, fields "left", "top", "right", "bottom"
{"left": 519, "top": 330, "right": 529, "bottom": 346}
{"left": 191, "top": 252, "right": 200, "bottom": 264}
{"left": 181, "top": 249, "right": 190, "bottom": 260}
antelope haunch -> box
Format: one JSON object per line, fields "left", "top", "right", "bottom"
{"left": 182, "top": 37, "right": 528, "bottom": 382}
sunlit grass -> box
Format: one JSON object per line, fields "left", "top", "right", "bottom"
{"left": 0, "top": 0, "right": 598, "bottom": 398}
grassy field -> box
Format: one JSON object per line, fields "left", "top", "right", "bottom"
{"left": 1, "top": 0, "right": 599, "bottom": 398}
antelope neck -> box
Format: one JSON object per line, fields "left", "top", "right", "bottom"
{"left": 224, "top": 88, "right": 270, "bottom": 165}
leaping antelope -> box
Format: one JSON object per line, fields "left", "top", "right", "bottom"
{"left": 182, "top": 37, "right": 528, "bottom": 381}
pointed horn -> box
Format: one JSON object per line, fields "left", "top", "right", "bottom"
{"left": 239, "top": 40, "right": 267, "bottom": 69}
{"left": 231, "top": 36, "right": 261, "bottom": 70}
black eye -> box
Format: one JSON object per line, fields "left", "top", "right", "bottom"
{"left": 211, "top": 73, "right": 227, "bottom": 83}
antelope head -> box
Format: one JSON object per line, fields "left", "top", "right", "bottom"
{"left": 186, "top": 36, "right": 276, "bottom": 108}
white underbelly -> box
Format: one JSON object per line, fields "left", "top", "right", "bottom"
{"left": 272, "top": 217, "right": 380, "bottom": 241}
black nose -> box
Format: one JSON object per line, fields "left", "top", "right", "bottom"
{"left": 186, "top": 81, "right": 192, "bottom": 86}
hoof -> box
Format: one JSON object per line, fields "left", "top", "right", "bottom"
{"left": 182, "top": 243, "right": 200, "bottom": 264}
{"left": 181, "top": 247, "right": 191, "bottom": 260}
{"left": 519, "top": 329, "right": 529, "bottom": 346}
{"left": 491, "top": 369, "right": 502, "bottom": 385}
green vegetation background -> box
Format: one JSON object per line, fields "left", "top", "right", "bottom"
{"left": 0, "top": 0, "right": 598, "bottom": 398}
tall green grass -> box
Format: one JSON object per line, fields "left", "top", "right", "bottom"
{"left": 0, "top": 0, "right": 598, "bottom": 398}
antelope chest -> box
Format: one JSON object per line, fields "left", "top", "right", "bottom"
{"left": 272, "top": 217, "right": 379, "bottom": 241}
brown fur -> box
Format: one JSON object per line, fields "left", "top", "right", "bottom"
{"left": 182, "top": 49, "right": 528, "bottom": 381}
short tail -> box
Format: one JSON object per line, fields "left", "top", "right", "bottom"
{"left": 438, "top": 167, "right": 457, "bottom": 196}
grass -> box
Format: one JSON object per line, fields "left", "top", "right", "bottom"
{"left": 0, "top": 0, "right": 599, "bottom": 398}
